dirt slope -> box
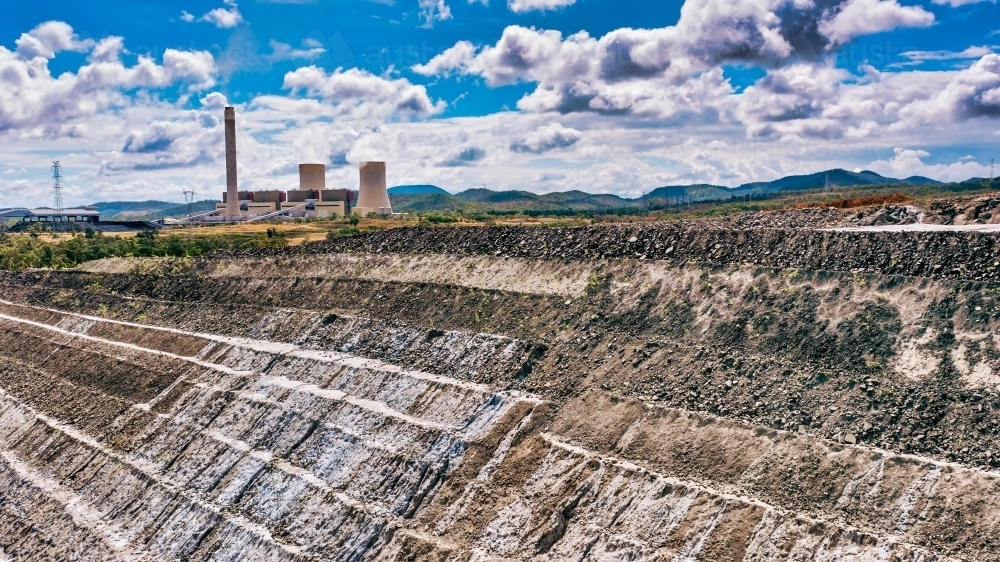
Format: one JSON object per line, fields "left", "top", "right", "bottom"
{"left": 2, "top": 213, "right": 1000, "bottom": 560}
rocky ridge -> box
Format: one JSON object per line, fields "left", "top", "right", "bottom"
{"left": 226, "top": 222, "right": 1000, "bottom": 282}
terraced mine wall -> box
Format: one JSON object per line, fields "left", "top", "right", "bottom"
{"left": 2, "top": 224, "right": 1000, "bottom": 560}
{"left": 257, "top": 224, "right": 1000, "bottom": 281}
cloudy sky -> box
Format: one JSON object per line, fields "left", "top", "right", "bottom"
{"left": 1, "top": 0, "right": 999, "bottom": 207}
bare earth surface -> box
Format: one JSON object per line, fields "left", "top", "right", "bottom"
{"left": 3, "top": 196, "right": 1000, "bottom": 560}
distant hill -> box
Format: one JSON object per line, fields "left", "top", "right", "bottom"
{"left": 387, "top": 169, "right": 955, "bottom": 213}
{"left": 388, "top": 185, "right": 449, "bottom": 196}
{"left": 902, "top": 176, "right": 940, "bottom": 185}
{"left": 138, "top": 201, "right": 218, "bottom": 220}
{"left": 90, "top": 201, "right": 179, "bottom": 218}
{"left": 536, "top": 190, "right": 633, "bottom": 210}
{"left": 453, "top": 189, "right": 562, "bottom": 210}
{"left": 89, "top": 200, "right": 217, "bottom": 220}
{"left": 69, "top": 169, "right": 980, "bottom": 219}
{"left": 388, "top": 193, "right": 479, "bottom": 213}
{"left": 737, "top": 169, "right": 940, "bottom": 195}
{"left": 451, "top": 188, "right": 634, "bottom": 211}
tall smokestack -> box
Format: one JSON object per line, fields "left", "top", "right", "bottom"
{"left": 357, "top": 161, "right": 390, "bottom": 213}
{"left": 224, "top": 106, "right": 239, "bottom": 221}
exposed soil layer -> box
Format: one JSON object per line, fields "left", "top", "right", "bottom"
{"left": 8, "top": 252, "right": 1000, "bottom": 466}
{"left": 212, "top": 220, "right": 1000, "bottom": 281}
{"left": 3, "top": 212, "right": 1000, "bottom": 560}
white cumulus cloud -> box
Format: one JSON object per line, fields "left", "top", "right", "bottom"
{"left": 414, "top": 0, "right": 937, "bottom": 120}
{"left": 199, "top": 0, "right": 244, "bottom": 28}
{"left": 899, "top": 53, "right": 1000, "bottom": 122}
{"left": 931, "top": 0, "right": 993, "bottom": 7}
{"left": 263, "top": 39, "right": 327, "bottom": 62}
{"left": 510, "top": 123, "right": 582, "bottom": 153}
{"left": 0, "top": 23, "right": 218, "bottom": 137}
{"left": 818, "top": 0, "right": 934, "bottom": 46}
{"left": 867, "top": 148, "right": 993, "bottom": 182}
{"left": 15, "top": 21, "right": 95, "bottom": 60}
{"left": 508, "top": 0, "right": 577, "bottom": 13}
{"left": 282, "top": 66, "right": 446, "bottom": 120}
{"left": 419, "top": 0, "right": 453, "bottom": 28}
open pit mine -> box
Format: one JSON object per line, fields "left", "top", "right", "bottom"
{"left": 3, "top": 199, "right": 1000, "bottom": 561}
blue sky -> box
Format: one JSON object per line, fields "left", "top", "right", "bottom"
{"left": 1, "top": 0, "right": 999, "bottom": 207}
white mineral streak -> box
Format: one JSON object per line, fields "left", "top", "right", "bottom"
{"left": 434, "top": 413, "right": 534, "bottom": 534}
{"left": 836, "top": 456, "right": 886, "bottom": 507}
{"left": 894, "top": 466, "right": 942, "bottom": 534}
{"left": 0, "top": 392, "right": 305, "bottom": 560}
{"left": 0, "top": 310, "right": 523, "bottom": 432}
{"left": 459, "top": 434, "right": 958, "bottom": 561}
{"left": 0, "top": 451, "right": 141, "bottom": 558}
{"left": 0, "top": 305, "right": 538, "bottom": 560}
{"left": 830, "top": 224, "right": 1000, "bottom": 232}
{"left": 0, "top": 298, "right": 519, "bottom": 388}
{"left": 672, "top": 499, "right": 728, "bottom": 562}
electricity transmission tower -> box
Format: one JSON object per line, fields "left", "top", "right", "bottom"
{"left": 51, "top": 161, "right": 64, "bottom": 213}
{"left": 50, "top": 161, "right": 65, "bottom": 231}
{"left": 183, "top": 187, "right": 197, "bottom": 217}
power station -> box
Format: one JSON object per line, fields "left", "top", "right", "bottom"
{"left": 199, "top": 107, "right": 392, "bottom": 222}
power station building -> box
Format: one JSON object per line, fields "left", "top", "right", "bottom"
{"left": 2, "top": 208, "right": 100, "bottom": 224}
{"left": 294, "top": 164, "right": 352, "bottom": 217}
{"left": 215, "top": 186, "right": 352, "bottom": 217}
{"left": 214, "top": 161, "right": 353, "bottom": 218}
{"left": 1, "top": 207, "right": 164, "bottom": 233}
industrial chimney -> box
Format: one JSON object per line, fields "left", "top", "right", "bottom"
{"left": 224, "top": 107, "right": 239, "bottom": 221}
{"left": 357, "top": 161, "right": 390, "bottom": 214}
{"left": 299, "top": 164, "right": 326, "bottom": 191}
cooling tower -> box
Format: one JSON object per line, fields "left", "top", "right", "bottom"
{"left": 357, "top": 161, "right": 390, "bottom": 213}
{"left": 224, "top": 107, "right": 239, "bottom": 221}
{"left": 299, "top": 164, "right": 326, "bottom": 192}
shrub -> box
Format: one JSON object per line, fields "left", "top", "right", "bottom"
{"left": 326, "top": 227, "right": 362, "bottom": 240}
{"left": 423, "top": 212, "right": 460, "bottom": 224}
{"left": 0, "top": 229, "right": 299, "bottom": 271}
